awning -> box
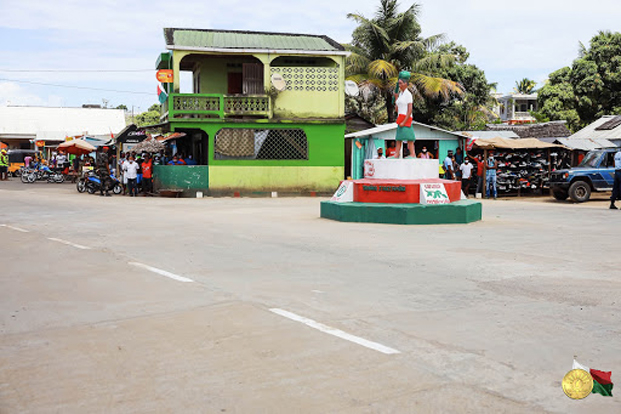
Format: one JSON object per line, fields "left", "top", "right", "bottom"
{"left": 473, "top": 137, "right": 566, "bottom": 150}
{"left": 159, "top": 132, "right": 187, "bottom": 143}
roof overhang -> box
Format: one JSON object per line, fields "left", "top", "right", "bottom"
{"left": 167, "top": 45, "right": 350, "bottom": 57}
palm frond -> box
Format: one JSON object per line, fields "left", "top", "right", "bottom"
{"left": 368, "top": 59, "right": 398, "bottom": 80}
{"left": 411, "top": 73, "right": 464, "bottom": 100}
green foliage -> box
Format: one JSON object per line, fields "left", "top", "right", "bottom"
{"left": 115, "top": 104, "right": 128, "bottom": 111}
{"left": 538, "top": 30, "right": 621, "bottom": 131}
{"left": 135, "top": 110, "right": 161, "bottom": 127}
{"left": 148, "top": 103, "right": 162, "bottom": 113}
{"left": 344, "top": 0, "right": 463, "bottom": 123}
{"left": 513, "top": 78, "right": 537, "bottom": 94}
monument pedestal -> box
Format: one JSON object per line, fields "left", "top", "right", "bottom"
{"left": 323, "top": 158, "right": 482, "bottom": 225}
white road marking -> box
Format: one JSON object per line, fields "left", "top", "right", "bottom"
{"left": 5, "top": 225, "right": 29, "bottom": 233}
{"left": 47, "top": 237, "right": 91, "bottom": 250}
{"left": 128, "top": 262, "right": 194, "bottom": 283}
{"left": 311, "top": 290, "right": 325, "bottom": 294}
{"left": 269, "top": 308, "right": 400, "bottom": 355}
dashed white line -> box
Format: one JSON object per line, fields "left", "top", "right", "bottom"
{"left": 128, "top": 262, "right": 194, "bottom": 283}
{"left": 269, "top": 308, "right": 400, "bottom": 355}
{"left": 47, "top": 237, "right": 91, "bottom": 250}
{"left": 3, "top": 225, "right": 29, "bottom": 233}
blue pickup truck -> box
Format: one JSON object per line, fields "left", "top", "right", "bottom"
{"left": 549, "top": 149, "right": 619, "bottom": 202}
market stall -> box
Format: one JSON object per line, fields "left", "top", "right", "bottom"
{"left": 472, "top": 137, "right": 568, "bottom": 196}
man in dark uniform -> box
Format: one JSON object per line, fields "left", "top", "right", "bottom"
{"left": 96, "top": 147, "right": 112, "bottom": 196}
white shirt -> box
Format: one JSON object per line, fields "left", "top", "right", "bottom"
{"left": 396, "top": 89, "right": 413, "bottom": 116}
{"left": 460, "top": 162, "right": 473, "bottom": 179}
{"left": 374, "top": 154, "right": 386, "bottom": 159}
{"left": 123, "top": 160, "right": 139, "bottom": 179}
{"left": 615, "top": 151, "right": 621, "bottom": 170}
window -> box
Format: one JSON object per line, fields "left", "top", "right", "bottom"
{"left": 214, "top": 128, "right": 308, "bottom": 160}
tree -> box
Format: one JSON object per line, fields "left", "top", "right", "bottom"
{"left": 513, "top": 78, "right": 537, "bottom": 94}
{"left": 537, "top": 31, "right": 621, "bottom": 130}
{"left": 344, "top": 0, "right": 463, "bottom": 123}
{"left": 115, "top": 104, "right": 128, "bottom": 111}
{"left": 414, "top": 44, "right": 497, "bottom": 130}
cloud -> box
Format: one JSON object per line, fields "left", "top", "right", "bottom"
{"left": 0, "top": 82, "right": 64, "bottom": 107}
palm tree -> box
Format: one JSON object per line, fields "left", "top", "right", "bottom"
{"left": 344, "top": 0, "right": 464, "bottom": 123}
{"left": 513, "top": 78, "right": 537, "bottom": 94}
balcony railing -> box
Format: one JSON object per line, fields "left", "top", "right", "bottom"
{"left": 163, "top": 93, "right": 271, "bottom": 122}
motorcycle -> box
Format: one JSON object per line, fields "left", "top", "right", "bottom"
{"left": 20, "top": 165, "right": 64, "bottom": 183}
{"left": 76, "top": 170, "right": 122, "bottom": 195}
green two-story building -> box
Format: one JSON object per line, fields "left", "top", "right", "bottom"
{"left": 155, "top": 28, "right": 349, "bottom": 195}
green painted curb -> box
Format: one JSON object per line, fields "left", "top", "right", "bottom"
{"left": 320, "top": 200, "right": 482, "bottom": 225}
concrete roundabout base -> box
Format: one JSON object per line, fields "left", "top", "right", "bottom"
{"left": 320, "top": 199, "right": 482, "bottom": 225}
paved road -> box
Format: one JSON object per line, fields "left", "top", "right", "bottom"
{"left": 1, "top": 180, "right": 619, "bottom": 413}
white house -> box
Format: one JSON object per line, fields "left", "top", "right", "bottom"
{"left": 0, "top": 106, "right": 126, "bottom": 150}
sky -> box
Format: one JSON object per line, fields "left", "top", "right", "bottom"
{"left": 1, "top": 0, "right": 620, "bottom": 113}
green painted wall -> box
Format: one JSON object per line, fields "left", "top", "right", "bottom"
{"left": 209, "top": 166, "right": 343, "bottom": 192}
{"left": 153, "top": 165, "right": 209, "bottom": 195}
{"left": 438, "top": 140, "right": 459, "bottom": 165}
{"left": 172, "top": 122, "right": 345, "bottom": 167}
{"left": 171, "top": 50, "right": 346, "bottom": 119}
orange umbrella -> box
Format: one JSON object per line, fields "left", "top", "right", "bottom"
{"left": 57, "top": 139, "right": 96, "bottom": 155}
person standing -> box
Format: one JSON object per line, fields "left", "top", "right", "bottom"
{"left": 610, "top": 149, "right": 621, "bottom": 209}
{"left": 141, "top": 153, "right": 154, "bottom": 196}
{"left": 374, "top": 148, "right": 386, "bottom": 159}
{"left": 443, "top": 150, "right": 454, "bottom": 180}
{"left": 486, "top": 151, "right": 498, "bottom": 199}
{"left": 460, "top": 157, "right": 474, "bottom": 197}
{"left": 390, "top": 71, "right": 416, "bottom": 159}
{"left": 469, "top": 154, "right": 485, "bottom": 195}
{"left": 0, "top": 149, "right": 8, "bottom": 181}
{"left": 96, "top": 147, "right": 111, "bottom": 196}
{"left": 418, "top": 146, "right": 433, "bottom": 159}
{"left": 385, "top": 141, "right": 397, "bottom": 158}
{"left": 123, "top": 155, "right": 140, "bottom": 197}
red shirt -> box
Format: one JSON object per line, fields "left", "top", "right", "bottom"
{"left": 141, "top": 159, "right": 153, "bottom": 179}
{"left": 386, "top": 147, "right": 397, "bottom": 157}
{"left": 475, "top": 160, "right": 484, "bottom": 176}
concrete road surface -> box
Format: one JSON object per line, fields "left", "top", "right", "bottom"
{"left": 0, "top": 180, "right": 620, "bottom": 413}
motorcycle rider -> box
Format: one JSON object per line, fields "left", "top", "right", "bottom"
{"left": 96, "top": 147, "right": 112, "bottom": 197}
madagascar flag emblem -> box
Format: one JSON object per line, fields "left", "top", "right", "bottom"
{"left": 572, "top": 359, "right": 614, "bottom": 397}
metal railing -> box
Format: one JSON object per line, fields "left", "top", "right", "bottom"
{"left": 164, "top": 93, "right": 271, "bottom": 121}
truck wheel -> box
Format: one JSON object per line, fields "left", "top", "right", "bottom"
{"left": 552, "top": 189, "right": 568, "bottom": 201}
{"left": 568, "top": 181, "right": 591, "bottom": 203}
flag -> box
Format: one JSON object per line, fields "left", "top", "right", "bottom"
{"left": 157, "top": 83, "right": 168, "bottom": 104}
{"left": 573, "top": 359, "right": 613, "bottom": 397}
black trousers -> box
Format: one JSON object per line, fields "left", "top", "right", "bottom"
{"left": 97, "top": 169, "right": 111, "bottom": 194}
{"left": 611, "top": 170, "right": 621, "bottom": 202}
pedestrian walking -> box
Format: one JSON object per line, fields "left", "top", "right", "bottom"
{"left": 141, "top": 153, "right": 154, "bottom": 195}
{"left": 460, "top": 157, "right": 474, "bottom": 197}
{"left": 610, "top": 149, "right": 621, "bottom": 209}
{"left": 96, "top": 147, "right": 111, "bottom": 197}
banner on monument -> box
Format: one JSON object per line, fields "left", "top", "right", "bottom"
{"left": 331, "top": 181, "right": 354, "bottom": 202}
{"left": 420, "top": 182, "right": 450, "bottom": 205}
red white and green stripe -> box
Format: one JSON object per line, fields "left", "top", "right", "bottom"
{"left": 573, "top": 359, "right": 614, "bottom": 397}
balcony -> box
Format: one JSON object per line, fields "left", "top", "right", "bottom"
{"left": 163, "top": 93, "right": 271, "bottom": 122}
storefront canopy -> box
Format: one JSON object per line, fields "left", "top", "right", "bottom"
{"left": 473, "top": 137, "right": 566, "bottom": 150}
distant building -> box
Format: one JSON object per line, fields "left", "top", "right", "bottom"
{"left": 485, "top": 120, "right": 570, "bottom": 140}
{"left": 0, "top": 106, "right": 126, "bottom": 150}
{"left": 496, "top": 93, "right": 538, "bottom": 124}
{"left": 568, "top": 115, "right": 621, "bottom": 147}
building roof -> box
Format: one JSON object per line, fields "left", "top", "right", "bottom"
{"left": 344, "top": 121, "right": 465, "bottom": 140}
{"left": 554, "top": 138, "right": 618, "bottom": 151}
{"left": 0, "top": 106, "right": 126, "bottom": 140}
{"left": 458, "top": 130, "right": 520, "bottom": 139}
{"left": 498, "top": 93, "right": 538, "bottom": 100}
{"left": 164, "top": 28, "right": 347, "bottom": 55}
{"left": 485, "top": 121, "right": 571, "bottom": 139}
{"left": 569, "top": 115, "right": 621, "bottom": 140}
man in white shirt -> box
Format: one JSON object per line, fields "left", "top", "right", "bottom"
{"left": 610, "top": 150, "right": 621, "bottom": 209}
{"left": 443, "top": 150, "right": 454, "bottom": 180}
{"left": 123, "top": 155, "right": 140, "bottom": 197}
{"left": 374, "top": 148, "right": 386, "bottom": 159}
{"left": 460, "top": 157, "right": 474, "bottom": 197}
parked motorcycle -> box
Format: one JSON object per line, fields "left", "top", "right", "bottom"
{"left": 76, "top": 170, "right": 122, "bottom": 195}
{"left": 20, "top": 165, "right": 64, "bottom": 183}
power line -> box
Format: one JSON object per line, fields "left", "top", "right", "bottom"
{"left": 0, "top": 69, "right": 153, "bottom": 73}
{"left": 0, "top": 78, "right": 153, "bottom": 96}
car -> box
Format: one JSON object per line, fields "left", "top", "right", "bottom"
{"left": 549, "top": 149, "right": 619, "bottom": 202}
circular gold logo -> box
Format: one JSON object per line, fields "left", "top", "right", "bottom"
{"left": 562, "top": 369, "right": 593, "bottom": 399}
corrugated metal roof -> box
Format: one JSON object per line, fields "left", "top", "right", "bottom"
{"left": 0, "top": 107, "right": 126, "bottom": 139}
{"left": 569, "top": 115, "right": 621, "bottom": 140}
{"left": 165, "top": 28, "right": 345, "bottom": 52}
{"left": 458, "top": 131, "right": 520, "bottom": 139}
{"left": 344, "top": 121, "right": 465, "bottom": 140}
{"left": 555, "top": 138, "right": 618, "bottom": 151}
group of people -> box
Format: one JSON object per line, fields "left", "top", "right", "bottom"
{"left": 442, "top": 150, "right": 500, "bottom": 199}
